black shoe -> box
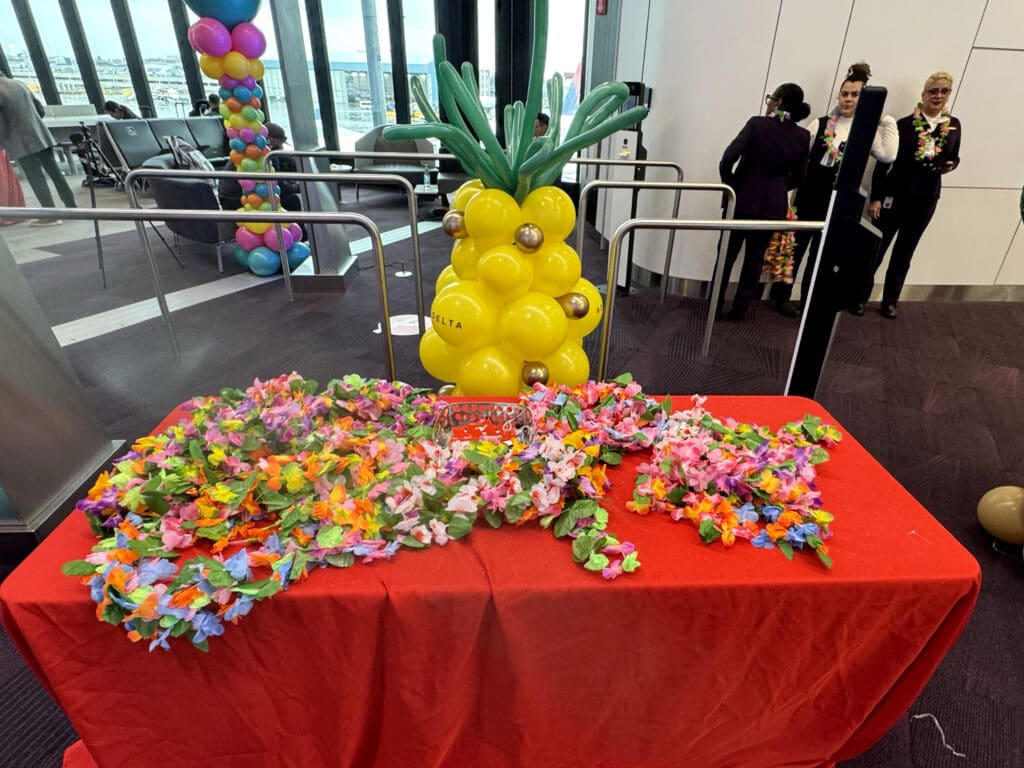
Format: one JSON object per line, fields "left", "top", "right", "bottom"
{"left": 724, "top": 305, "right": 748, "bottom": 321}
{"left": 880, "top": 303, "right": 898, "bottom": 319}
{"left": 848, "top": 302, "right": 865, "bottom": 316}
{"left": 773, "top": 300, "right": 800, "bottom": 318}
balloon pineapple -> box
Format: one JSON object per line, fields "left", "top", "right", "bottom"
{"left": 387, "top": 0, "right": 647, "bottom": 394}
{"left": 185, "top": 0, "right": 310, "bottom": 276}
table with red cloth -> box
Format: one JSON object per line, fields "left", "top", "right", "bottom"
{"left": 1, "top": 395, "right": 979, "bottom": 768}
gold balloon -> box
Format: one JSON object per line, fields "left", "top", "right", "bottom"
{"left": 977, "top": 485, "right": 1024, "bottom": 544}
{"left": 515, "top": 223, "right": 544, "bottom": 253}
{"left": 557, "top": 291, "right": 590, "bottom": 319}
{"left": 442, "top": 210, "right": 468, "bottom": 238}
{"left": 437, "top": 384, "right": 456, "bottom": 396}
{"left": 522, "top": 361, "right": 550, "bottom": 386}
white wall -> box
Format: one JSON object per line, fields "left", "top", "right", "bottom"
{"left": 598, "top": 0, "right": 1018, "bottom": 288}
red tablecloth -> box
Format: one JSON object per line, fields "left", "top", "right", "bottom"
{"left": 1, "top": 396, "right": 979, "bottom": 768}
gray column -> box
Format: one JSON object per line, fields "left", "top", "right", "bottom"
{"left": 168, "top": 0, "right": 206, "bottom": 106}
{"left": 109, "top": 0, "right": 156, "bottom": 116}
{"left": 360, "top": 0, "right": 388, "bottom": 127}
{"left": 58, "top": 0, "right": 106, "bottom": 113}
{"left": 10, "top": 0, "right": 61, "bottom": 104}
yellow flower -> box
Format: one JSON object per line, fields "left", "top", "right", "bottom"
{"left": 208, "top": 444, "right": 227, "bottom": 467}
{"left": 208, "top": 483, "right": 236, "bottom": 504}
{"left": 758, "top": 470, "right": 780, "bottom": 495}
{"left": 282, "top": 463, "right": 307, "bottom": 494}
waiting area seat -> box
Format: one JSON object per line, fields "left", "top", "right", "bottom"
{"left": 350, "top": 125, "right": 434, "bottom": 200}
{"left": 101, "top": 117, "right": 228, "bottom": 177}
{"left": 148, "top": 176, "right": 235, "bottom": 273}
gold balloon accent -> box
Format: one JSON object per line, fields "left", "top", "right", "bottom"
{"left": 556, "top": 291, "right": 590, "bottom": 319}
{"left": 437, "top": 384, "right": 456, "bottom": 396}
{"left": 977, "top": 485, "right": 1024, "bottom": 544}
{"left": 522, "top": 361, "right": 550, "bottom": 386}
{"left": 514, "top": 222, "right": 544, "bottom": 253}
{"left": 442, "top": 210, "right": 468, "bottom": 239}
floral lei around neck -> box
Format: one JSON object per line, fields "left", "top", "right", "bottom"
{"left": 912, "top": 104, "right": 951, "bottom": 162}
{"left": 62, "top": 373, "right": 842, "bottom": 651}
{"left": 821, "top": 110, "right": 844, "bottom": 163}
{"left": 773, "top": 108, "right": 791, "bottom": 123}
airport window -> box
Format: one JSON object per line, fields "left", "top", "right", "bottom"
{"left": 19, "top": 0, "right": 90, "bottom": 108}
{"left": 0, "top": 0, "right": 39, "bottom": 88}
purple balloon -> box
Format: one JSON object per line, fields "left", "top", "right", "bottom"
{"left": 219, "top": 75, "right": 239, "bottom": 89}
{"left": 259, "top": 125, "right": 269, "bottom": 137}
{"left": 231, "top": 23, "right": 266, "bottom": 59}
{"left": 263, "top": 226, "right": 295, "bottom": 252}
{"left": 189, "top": 17, "right": 232, "bottom": 57}
{"left": 242, "top": 76, "right": 257, "bottom": 90}
{"left": 235, "top": 227, "right": 263, "bottom": 251}
{"left": 238, "top": 179, "right": 256, "bottom": 192}
{"left": 287, "top": 223, "right": 302, "bottom": 242}
{"left": 238, "top": 127, "right": 256, "bottom": 144}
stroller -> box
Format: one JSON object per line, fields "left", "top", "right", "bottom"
{"left": 68, "top": 130, "right": 122, "bottom": 189}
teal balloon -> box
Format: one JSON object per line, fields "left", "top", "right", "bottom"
{"left": 233, "top": 244, "right": 250, "bottom": 268}
{"left": 252, "top": 85, "right": 264, "bottom": 99}
{"left": 254, "top": 183, "right": 269, "bottom": 197}
{"left": 247, "top": 246, "right": 281, "bottom": 276}
{"left": 183, "top": 0, "right": 260, "bottom": 28}
{"left": 286, "top": 241, "right": 311, "bottom": 270}
{"left": 229, "top": 138, "right": 246, "bottom": 152}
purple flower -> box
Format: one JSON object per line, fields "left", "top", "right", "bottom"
{"left": 223, "top": 550, "right": 250, "bottom": 581}
{"left": 736, "top": 503, "right": 759, "bottom": 524}
{"left": 148, "top": 628, "right": 172, "bottom": 652}
{"left": 224, "top": 595, "right": 254, "bottom": 621}
{"left": 752, "top": 531, "right": 775, "bottom": 549}
{"left": 137, "top": 558, "right": 178, "bottom": 586}
{"left": 760, "top": 505, "right": 782, "bottom": 523}
{"left": 191, "top": 612, "right": 224, "bottom": 644}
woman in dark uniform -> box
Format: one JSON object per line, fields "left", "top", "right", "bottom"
{"left": 717, "top": 83, "right": 811, "bottom": 320}
{"left": 769, "top": 62, "right": 898, "bottom": 317}
{"left": 863, "top": 71, "right": 961, "bottom": 319}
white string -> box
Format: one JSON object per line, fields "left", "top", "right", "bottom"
{"left": 911, "top": 713, "right": 966, "bottom": 758}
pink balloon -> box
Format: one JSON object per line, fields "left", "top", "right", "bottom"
{"left": 238, "top": 127, "right": 256, "bottom": 144}
{"left": 235, "top": 227, "right": 263, "bottom": 251}
{"left": 225, "top": 127, "right": 240, "bottom": 139}
{"left": 259, "top": 125, "right": 269, "bottom": 137}
{"left": 219, "top": 75, "right": 239, "bottom": 89}
{"left": 189, "top": 18, "right": 232, "bottom": 57}
{"left": 231, "top": 23, "right": 266, "bottom": 60}
{"left": 287, "top": 223, "right": 302, "bottom": 242}
{"left": 238, "top": 179, "right": 256, "bottom": 192}
{"left": 263, "top": 226, "right": 295, "bottom": 252}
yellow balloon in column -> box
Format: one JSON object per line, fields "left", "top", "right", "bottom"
{"left": 532, "top": 241, "right": 582, "bottom": 296}
{"left": 464, "top": 189, "right": 523, "bottom": 249}
{"left": 477, "top": 245, "right": 535, "bottom": 300}
{"left": 458, "top": 346, "right": 521, "bottom": 396}
{"left": 543, "top": 340, "right": 590, "bottom": 386}
{"left": 430, "top": 280, "right": 499, "bottom": 350}
{"left": 450, "top": 238, "right": 481, "bottom": 280}
{"left": 498, "top": 292, "right": 568, "bottom": 359}
{"left": 564, "top": 278, "right": 604, "bottom": 339}
{"left": 521, "top": 185, "right": 576, "bottom": 242}
{"left": 419, "top": 328, "right": 464, "bottom": 383}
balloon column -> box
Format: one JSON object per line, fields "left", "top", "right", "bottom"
{"left": 184, "top": 0, "right": 310, "bottom": 276}
{"left": 386, "top": 0, "right": 647, "bottom": 395}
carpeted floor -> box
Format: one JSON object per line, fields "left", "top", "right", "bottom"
{"left": 1, "top": 186, "right": 1021, "bottom": 767}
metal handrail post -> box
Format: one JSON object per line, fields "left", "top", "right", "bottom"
{"left": 125, "top": 166, "right": 413, "bottom": 345}
{"left": 575, "top": 180, "right": 736, "bottom": 302}
{"left": 597, "top": 217, "right": 826, "bottom": 378}
{"left": 0, "top": 204, "right": 397, "bottom": 381}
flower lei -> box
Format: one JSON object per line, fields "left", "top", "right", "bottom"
{"left": 763, "top": 205, "right": 798, "bottom": 283}
{"left": 63, "top": 373, "right": 842, "bottom": 651}
{"left": 773, "top": 108, "right": 790, "bottom": 123}
{"left": 821, "top": 110, "right": 843, "bottom": 163}
{"left": 912, "top": 104, "right": 951, "bottom": 162}
{"left": 629, "top": 398, "right": 841, "bottom": 568}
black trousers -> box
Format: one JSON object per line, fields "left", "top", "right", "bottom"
{"left": 715, "top": 228, "right": 773, "bottom": 313}
{"left": 17, "top": 148, "right": 77, "bottom": 209}
{"left": 862, "top": 196, "right": 938, "bottom": 305}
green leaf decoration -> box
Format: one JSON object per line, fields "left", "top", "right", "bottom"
{"left": 382, "top": 0, "right": 647, "bottom": 202}
{"left": 61, "top": 560, "right": 98, "bottom": 577}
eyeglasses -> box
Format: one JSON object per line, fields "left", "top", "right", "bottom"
{"left": 927, "top": 87, "right": 952, "bottom": 96}
{"left": 765, "top": 94, "right": 780, "bottom": 104}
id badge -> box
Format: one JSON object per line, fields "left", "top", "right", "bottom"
{"left": 820, "top": 153, "right": 835, "bottom": 168}
{"left": 882, "top": 196, "right": 894, "bottom": 209}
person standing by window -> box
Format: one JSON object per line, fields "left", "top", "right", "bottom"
{"left": 0, "top": 74, "right": 78, "bottom": 226}
{"left": 717, "top": 83, "right": 811, "bottom": 320}
{"left": 770, "top": 62, "right": 898, "bottom": 317}
{"left": 863, "top": 71, "right": 961, "bottom": 319}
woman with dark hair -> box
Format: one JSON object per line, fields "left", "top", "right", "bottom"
{"left": 862, "top": 71, "right": 961, "bottom": 319}
{"left": 103, "top": 100, "right": 139, "bottom": 120}
{"left": 717, "top": 83, "right": 811, "bottom": 320}
{"left": 769, "top": 62, "right": 898, "bottom": 317}
{"left": 188, "top": 99, "right": 210, "bottom": 117}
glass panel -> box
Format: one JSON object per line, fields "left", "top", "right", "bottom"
{"left": 476, "top": 0, "right": 495, "bottom": 130}
{"left": 124, "top": 0, "right": 182, "bottom": 117}
{"left": 75, "top": 0, "right": 135, "bottom": 115}
{"left": 0, "top": 0, "right": 39, "bottom": 88}
{"left": 321, "top": 0, "right": 412, "bottom": 150}
{"left": 22, "top": 0, "right": 89, "bottom": 107}
{"left": 545, "top": 0, "right": 584, "bottom": 138}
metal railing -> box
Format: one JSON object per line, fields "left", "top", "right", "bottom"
{"left": 124, "top": 167, "right": 423, "bottom": 324}
{"left": 0, "top": 204, "right": 396, "bottom": 380}
{"left": 576, "top": 180, "right": 736, "bottom": 302}
{"left": 597, "top": 217, "right": 827, "bottom": 376}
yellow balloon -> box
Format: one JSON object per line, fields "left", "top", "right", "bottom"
{"left": 543, "top": 340, "right": 590, "bottom": 386}
{"left": 566, "top": 278, "right": 603, "bottom": 339}
{"left": 419, "top": 328, "right": 464, "bottom": 383}
{"left": 435, "top": 265, "right": 460, "bottom": 294}
{"left": 450, "top": 238, "right": 481, "bottom": 280}
{"left": 452, "top": 179, "right": 484, "bottom": 211}
{"left": 223, "top": 51, "right": 251, "bottom": 80}
{"left": 477, "top": 245, "right": 534, "bottom": 300}
{"left": 199, "top": 54, "right": 225, "bottom": 80}
{"left": 249, "top": 58, "right": 265, "bottom": 80}
{"left": 458, "top": 345, "right": 522, "bottom": 396}
{"left": 521, "top": 185, "right": 576, "bottom": 243}
{"left": 498, "top": 292, "right": 568, "bottom": 359}
{"left": 228, "top": 112, "right": 248, "bottom": 130}
{"left": 464, "top": 188, "right": 523, "bottom": 249}
{"left": 532, "top": 241, "right": 582, "bottom": 296}
{"left": 239, "top": 221, "right": 272, "bottom": 235}
{"left": 430, "top": 280, "right": 500, "bottom": 349}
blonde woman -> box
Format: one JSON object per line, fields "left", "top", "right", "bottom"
{"left": 862, "top": 71, "right": 961, "bottom": 319}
